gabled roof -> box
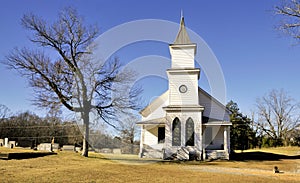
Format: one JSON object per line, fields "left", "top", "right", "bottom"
{"left": 136, "top": 117, "right": 166, "bottom": 125}
{"left": 202, "top": 116, "right": 232, "bottom": 126}
{"left": 140, "top": 91, "right": 168, "bottom": 117}
{"left": 139, "top": 87, "right": 230, "bottom": 119}
{"left": 198, "top": 87, "right": 231, "bottom": 114}
{"left": 173, "top": 17, "right": 192, "bottom": 44}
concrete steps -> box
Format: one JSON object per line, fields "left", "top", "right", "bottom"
{"left": 176, "top": 147, "right": 189, "bottom": 160}
{"left": 205, "top": 150, "right": 228, "bottom": 160}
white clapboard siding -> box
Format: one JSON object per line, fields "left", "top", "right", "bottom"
{"left": 168, "top": 73, "right": 198, "bottom": 105}
{"left": 141, "top": 92, "right": 168, "bottom": 121}
{"left": 199, "top": 89, "right": 229, "bottom": 121}
{"left": 141, "top": 88, "right": 229, "bottom": 122}
{"left": 170, "top": 47, "right": 195, "bottom": 68}
{"left": 144, "top": 126, "right": 158, "bottom": 146}
{"left": 204, "top": 126, "right": 224, "bottom": 150}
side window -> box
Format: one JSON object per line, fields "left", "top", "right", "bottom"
{"left": 158, "top": 127, "right": 165, "bottom": 143}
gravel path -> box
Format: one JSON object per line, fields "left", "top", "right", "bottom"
{"left": 183, "top": 163, "right": 300, "bottom": 180}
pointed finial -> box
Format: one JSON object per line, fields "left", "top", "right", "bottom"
{"left": 173, "top": 11, "right": 191, "bottom": 44}
{"left": 180, "top": 10, "right": 185, "bottom": 26}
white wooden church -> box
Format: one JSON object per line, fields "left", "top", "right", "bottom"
{"left": 137, "top": 17, "right": 232, "bottom": 160}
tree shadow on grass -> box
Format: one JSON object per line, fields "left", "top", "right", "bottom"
{"left": 0, "top": 152, "right": 57, "bottom": 160}
{"left": 158, "top": 151, "right": 300, "bottom": 164}
{"left": 88, "top": 154, "right": 163, "bottom": 164}
{"left": 230, "top": 151, "right": 300, "bottom": 161}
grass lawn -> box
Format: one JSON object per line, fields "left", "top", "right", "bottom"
{"left": 235, "top": 146, "right": 300, "bottom": 156}
{"left": 0, "top": 147, "right": 299, "bottom": 183}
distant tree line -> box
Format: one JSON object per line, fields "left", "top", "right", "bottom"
{"left": 227, "top": 89, "right": 300, "bottom": 150}
{"left": 86, "top": 115, "right": 140, "bottom": 154}
{"left": 0, "top": 110, "right": 83, "bottom": 147}
{"left": 0, "top": 104, "right": 140, "bottom": 153}
{"left": 89, "top": 130, "right": 139, "bottom": 154}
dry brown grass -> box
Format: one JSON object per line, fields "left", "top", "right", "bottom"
{"left": 235, "top": 146, "right": 300, "bottom": 155}
{"left": 0, "top": 147, "right": 299, "bottom": 183}
{"left": 0, "top": 147, "right": 34, "bottom": 153}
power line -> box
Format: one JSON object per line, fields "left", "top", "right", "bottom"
{"left": 0, "top": 124, "right": 80, "bottom": 129}
{"left": 6, "top": 135, "right": 83, "bottom": 139}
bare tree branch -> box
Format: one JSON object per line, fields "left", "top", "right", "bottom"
{"left": 275, "top": 0, "right": 300, "bottom": 41}
{"left": 255, "top": 89, "right": 300, "bottom": 145}
{"left": 0, "top": 104, "right": 11, "bottom": 119}
{"left": 2, "top": 7, "right": 141, "bottom": 157}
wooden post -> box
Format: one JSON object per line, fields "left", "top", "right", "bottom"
{"left": 223, "top": 127, "right": 228, "bottom": 152}
{"left": 139, "top": 125, "right": 145, "bottom": 158}
{"left": 202, "top": 128, "right": 206, "bottom": 160}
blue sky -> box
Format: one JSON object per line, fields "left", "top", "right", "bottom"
{"left": 1, "top": 0, "right": 300, "bottom": 117}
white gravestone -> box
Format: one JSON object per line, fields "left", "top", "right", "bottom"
{"left": 4, "top": 138, "right": 8, "bottom": 147}
{"left": 9, "top": 141, "right": 16, "bottom": 148}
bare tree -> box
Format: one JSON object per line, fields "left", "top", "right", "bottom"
{"left": 3, "top": 8, "right": 140, "bottom": 157}
{"left": 275, "top": 0, "right": 300, "bottom": 41}
{"left": 256, "top": 89, "right": 300, "bottom": 146}
{"left": 0, "top": 104, "right": 11, "bottom": 119}
{"left": 119, "top": 115, "right": 139, "bottom": 154}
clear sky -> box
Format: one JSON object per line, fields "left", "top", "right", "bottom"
{"left": 1, "top": 0, "right": 300, "bottom": 117}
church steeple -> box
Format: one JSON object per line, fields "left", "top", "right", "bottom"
{"left": 167, "top": 16, "right": 200, "bottom": 106}
{"left": 173, "top": 16, "right": 192, "bottom": 44}
{"left": 169, "top": 16, "right": 197, "bottom": 69}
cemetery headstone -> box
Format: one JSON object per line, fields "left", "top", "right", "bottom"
{"left": 62, "top": 145, "right": 75, "bottom": 151}
{"left": 9, "top": 141, "right": 16, "bottom": 149}
{"left": 4, "top": 138, "right": 8, "bottom": 147}
{"left": 113, "top": 148, "right": 121, "bottom": 154}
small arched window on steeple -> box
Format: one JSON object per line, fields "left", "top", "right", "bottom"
{"left": 185, "top": 118, "right": 194, "bottom": 146}
{"left": 172, "top": 117, "right": 181, "bottom": 146}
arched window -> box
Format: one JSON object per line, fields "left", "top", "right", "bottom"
{"left": 185, "top": 118, "right": 194, "bottom": 146}
{"left": 172, "top": 117, "right": 181, "bottom": 146}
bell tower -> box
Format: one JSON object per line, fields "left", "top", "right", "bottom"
{"left": 167, "top": 17, "right": 200, "bottom": 106}
{"left": 163, "top": 16, "right": 204, "bottom": 153}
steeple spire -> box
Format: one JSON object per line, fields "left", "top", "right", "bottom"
{"left": 173, "top": 15, "right": 192, "bottom": 44}
{"left": 181, "top": 9, "right": 183, "bottom": 19}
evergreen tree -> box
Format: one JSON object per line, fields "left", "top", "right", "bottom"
{"left": 226, "top": 101, "right": 257, "bottom": 150}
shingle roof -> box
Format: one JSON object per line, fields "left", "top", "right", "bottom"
{"left": 136, "top": 117, "right": 166, "bottom": 125}
{"left": 173, "top": 17, "right": 192, "bottom": 44}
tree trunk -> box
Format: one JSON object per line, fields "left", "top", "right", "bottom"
{"left": 81, "top": 111, "right": 89, "bottom": 157}
{"left": 130, "top": 136, "right": 134, "bottom": 154}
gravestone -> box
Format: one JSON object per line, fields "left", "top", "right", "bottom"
{"left": 62, "top": 145, "right": 75, "bottom": 151}
{"left": 4, "top": 138, "right": 8, "bottom": 147}
{"left": 9, "top": 141, "right": 16, "bottom": 149}
{"left": 0, "top": 139, "right": 3, "bottom": 147}
{"left": 113, "top": 148, "right": 121, "bottom": 154}
{"left": 37, "top": 143, "right": 59, "bottom": 151}
{"left": 100, "top": 148, "right": 112, "bottom": 153}
{"left": 75, "top": 147, "right": 81, "bottom": 152}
